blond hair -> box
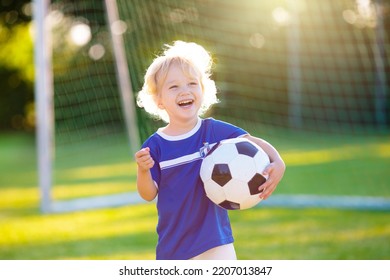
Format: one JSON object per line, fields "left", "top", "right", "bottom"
{"left": 137, "top": 41, "right": 219, "bottom": 123}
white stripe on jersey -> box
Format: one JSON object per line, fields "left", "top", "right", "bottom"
{"left": 159, "top": 142, "right": 218, "bottom": 170}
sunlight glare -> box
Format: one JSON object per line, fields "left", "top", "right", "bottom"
{"left": 342, "top": 9, "right": 357, "bottom": 25}
{"left": 357, "top": 0, "right": 371, "bottom": 18}
{"left": 282, "top": 142, "right": 390, "bottom": 166}
{"left": 344, "top": 0, "right": 377, "bottom": 28}
{"left": 48, "top": 10, "right": 64, "bottom": 26}
{"left": 69, "top": 23, "right": 91, "bottom": 46}
{"left": 111, "top": 20, "right": 127, "bottom": 35}
{"left": 88, "top": 44, "right": 105, "bottom": 60}
{"left": 249, "top": 33, "right": 265, "bottom": 49}
{"left": 272, "top": 7, "right": 291, "bottom": 26}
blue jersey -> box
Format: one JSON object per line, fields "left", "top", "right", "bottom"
{"left": 141, "top": 117, "right": 248, "bottom": 259}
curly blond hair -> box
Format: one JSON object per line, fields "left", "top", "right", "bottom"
{"left": 137, "top": 41, "right": 219, "bottom": 123}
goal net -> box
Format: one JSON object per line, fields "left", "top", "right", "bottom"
{"left": 35, "top": 0, "right": 389, "bottom": 213}
{"left": 117, "top": 0, "right": 388, "bottom": 134}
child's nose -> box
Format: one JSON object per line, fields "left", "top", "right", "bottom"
{"left": 180, "top": 85, "right": 191, "bottom": 94}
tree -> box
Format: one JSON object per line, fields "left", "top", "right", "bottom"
{"left": 0, "top": 0, "right": 34, "bottom": 131}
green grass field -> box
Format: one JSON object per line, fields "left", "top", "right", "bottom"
{"left": 0, "top": 131, "right": 389, "bottom": 260}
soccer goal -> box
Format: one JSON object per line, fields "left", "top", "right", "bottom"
{"left": 34, "top": 0, "right": 141, "bottom": 213}
{"left": 34, "top": 0, "right": 389, "bottom": 213}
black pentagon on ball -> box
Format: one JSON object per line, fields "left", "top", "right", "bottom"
{"left": 248, "top": 173, "right": 267, "bottom": 195}
{"left": 212, "top": 164, "right": 232, "bottom": 186}
{"left": 219, "top": 200, "right": 240, "bottom": 210}
{"left": 235, "top": 141, "right": 258, "bottom": 158}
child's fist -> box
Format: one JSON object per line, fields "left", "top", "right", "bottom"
{"left": 135, "top": 147, "right": 155, "bottom": 171}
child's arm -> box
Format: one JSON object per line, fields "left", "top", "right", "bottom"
{"left": 135, "top": 147, "right": 158, "bottom": 201}
{"left": 243, "top": 135, "right": 285, "bottom": 200}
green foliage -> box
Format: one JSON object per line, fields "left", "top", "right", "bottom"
{"left": 0, "top": 23, "right": 33, "bottom": 81}
{"left": 0, "top": 0, "right": 34, "bottom": 131}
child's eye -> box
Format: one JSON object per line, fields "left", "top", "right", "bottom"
{"left": 189, "top": 82, "right": 198, "bottom": 86}
{"left": 169, "top": 85, "right": 178, "bottom": 89}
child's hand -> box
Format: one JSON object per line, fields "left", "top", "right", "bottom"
{"left": 258, "top": 159, "right": 285, "bottom": 200}
{"left": 135, "top": 147, "right": 155, "bottom": 172}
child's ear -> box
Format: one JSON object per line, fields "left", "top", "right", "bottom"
{"left": 156, "top": 93, "right": 165, "bottom": 109}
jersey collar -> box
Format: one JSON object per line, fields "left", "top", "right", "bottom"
{"left": 157, "top": 117, "right": 202, "bottom": 141}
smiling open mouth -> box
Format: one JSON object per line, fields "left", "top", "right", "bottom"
{"left": 178, "top": 100, "right": 194, "bottom": 107}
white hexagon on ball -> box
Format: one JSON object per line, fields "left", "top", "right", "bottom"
{"left": 203, "top": 179, "right": 226, "bottom": 205}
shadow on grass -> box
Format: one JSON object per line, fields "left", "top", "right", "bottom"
{"left": 0, "top": 232, "right": 157, "bottom": 260}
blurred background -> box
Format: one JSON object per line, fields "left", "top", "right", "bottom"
{"left": 0, "top": 0, "right": 389, "bottom": 260}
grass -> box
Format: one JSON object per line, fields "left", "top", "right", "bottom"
{"left": 0, "top": 131, "right": 389, "bottom": 260}
{"left": 231, "top": 208, "right": 390, "bottom": 259}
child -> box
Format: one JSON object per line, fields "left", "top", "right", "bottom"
{"left": 135, "top": 41, "right": 285, "bottom": 260}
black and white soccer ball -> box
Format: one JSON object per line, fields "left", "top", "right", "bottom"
{"left": 200, "top": 138, "right": 270, "bottom": 210}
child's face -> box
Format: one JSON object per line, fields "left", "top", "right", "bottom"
{"left": 157, "top": 62, "right": 203, "bottom": 124}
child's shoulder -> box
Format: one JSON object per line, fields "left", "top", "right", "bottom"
{"left": 202, "top": 117, "right": 237, "bottom": 128}
{"left": 141, "top": 131, "right": 161, "bottom": 147}
{"left": 202, "top": 117, "right": 248, "bottom": 139}
{"left": 202, "top": 117, "right": 227, "bottom": 125}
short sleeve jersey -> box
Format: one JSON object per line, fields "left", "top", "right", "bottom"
{"left": 141, "top": 117, "right": 248, "bottom": 260}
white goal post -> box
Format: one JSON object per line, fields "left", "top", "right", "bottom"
{"left": 33, "top": 0, "right": 140, "bottom": 213}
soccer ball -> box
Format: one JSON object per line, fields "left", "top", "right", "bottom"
{"left": 200, "top": 138, "right": 270, "bottom": 210}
